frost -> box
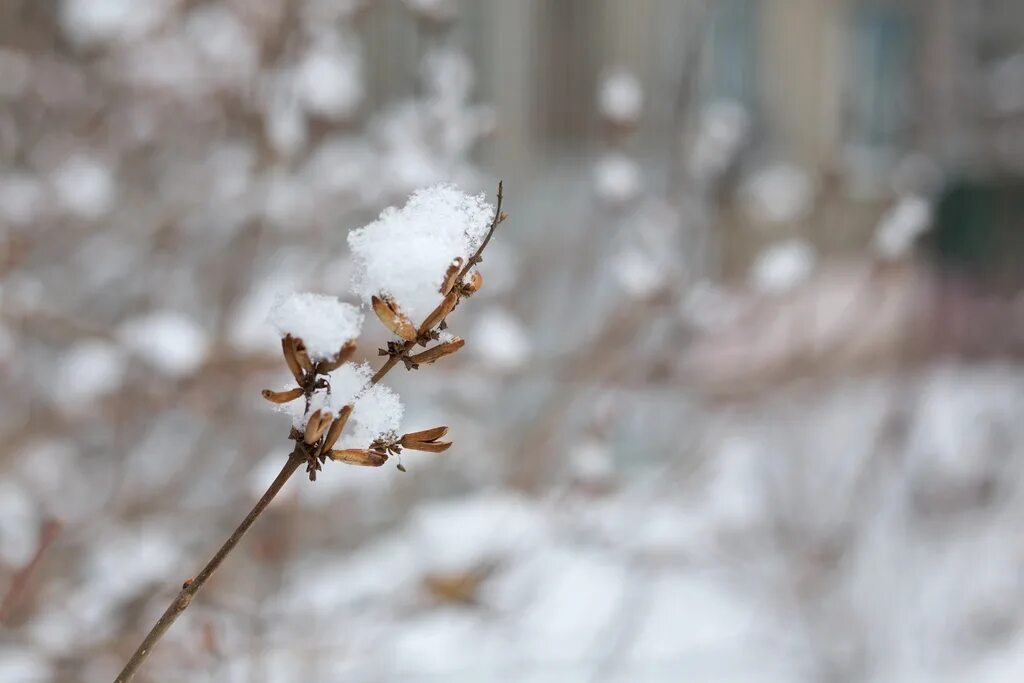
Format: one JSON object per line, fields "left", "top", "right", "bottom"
{"left": 55, "top": 340, "right": 125, "bottom": 408}
{"left": 117, "top": 310, "right": 209, "bottom": 377}
{"left": 749, "top": 239, "right": 816, "bottom": 294}
{"left": 597, "top": 67, "right": 643, "bottom": 125}
{"left": 471, "top": 309, "right": 530, "bottom": 370}
{"left": 873, "top": 195, "right": 932, "bottom": 260}
{"left": 51, "top": 154, "right": 116, "bottom": 220}
{"left": 593, "top": 153, "right": 641, "bottom": 203}
{"left": 267, "top": 292, "right": 363, "bottom": 361}
{"left": 347, "top": 184, "right": 494, "bottom": 319}
{"left": 339, "top": 384, "right": 404, "bottom": 448}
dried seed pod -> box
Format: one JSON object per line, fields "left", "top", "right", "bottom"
{"left": 440, "top": 258, "right": 463, "bottom": 295}
{"left": 400, "top": 426, "right": 449, "bottom": 444}
{"left": 418, "top": 290, "right": 459, "bottom": 335}
{"left": 372, "top": 295, "right": 417, "bottom": 341}
{"left": 320, "top": 404, "right": 353, "bottom": 452}
{"left": 292, "top": 338, "right": 314, "bottom": 372}
{"left": 317, "top": 340, "right": 357, "bottom": 373}
{"left": 303, "top": 409, "right": 332, "bottom": 445}
{"left": 407, "top": 337, "right": 464, "bottom": 365}
{"left": 402, "top": 439, "right": 453, "bottom": 453}
{"left": 328, "top": 448, "right": 389, "bottom": 467}
{"left": 261, "top": 387, "right": 304, "bottom": 404}
{"left": 281, "top": 336, "right": 304, "bottom": 384}
{"left": 462, "top": 271, "right": 483, "bottom": 295}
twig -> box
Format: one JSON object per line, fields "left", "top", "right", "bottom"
{"left": 114, "top": 182, "right": 506, "bottom": 682}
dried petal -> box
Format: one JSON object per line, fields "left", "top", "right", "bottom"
{"left": 316, "top": 340, "right": 357, "bottom": 373}
{"left": 372, "top": 295, "right": 417, "bottom": 341}
{"left": 320, "top": 404, "right": 353, "bottom": 452}
{"left": 292, "top": 338, "right": 314, "bottom": 372}
{"left": 402, "top": 440, "right": 452, "bottom": 453}
{"left": 261, "top": 387, "right": 304, "bottom": 404}
{"left": 328, "top": 448, "right": 388, "bottom": 467}
{"left": 440, "top": 257, "right": 463, "bottom": 295}
{"left": 400, "top": 426, "right": 449, "bottom": 445}
{"left": 281, "top": 336, "right": 304, "bottom": 384}
{"left": 418, "top": 290, "right": 459, "bottom": 335}
{"left": 407, "top": 337, "right": 464, "bottom": 365}
{"left": 303, "top": 409, "right": 332, "bottom": 444}
{"left": 462, "top": 271, "right": 484, "bottom": 295}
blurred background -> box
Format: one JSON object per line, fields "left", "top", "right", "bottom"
{"left": 1, "top": 0, "right": 1024, "bottom": 681}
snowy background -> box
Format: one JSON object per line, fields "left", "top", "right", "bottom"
{"left": 2, "top": 0, "right": 1024, "bottom": 681}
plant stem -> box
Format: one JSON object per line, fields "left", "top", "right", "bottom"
{"left": 114, "top": 453, "right": 302, "bottom": 682}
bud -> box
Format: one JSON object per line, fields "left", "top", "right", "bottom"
{"left": 372, "top": 295, "right": 418, "bottom": 342}
{"left": 316, "top": 339, "right": 357, "bottom": 373}
{"left": 402, "top": 439, "right": 452, "bottom": 453}
{"left": 462, "top": 271, "right": 483, "bottom": 295}
{"left": 320, "top": 404, "right": 352, "bottom": 452}
{"left": 400, "top": 426, "right": 448, "bottom": 443}
{"left": 407, "top": 337, "right": 464, "bottom": 365}
{"left": 281, "top": 336, "right": 304, "bottom": 384}
{"left": 303, "top": 409, "right": 332, "bottom": 445}
{"left": 328, "top": 448, "right": 389, "bottom": 467}
{"left": 419, "top": 290, "right": 459, "bottom": 335}
{"left": 440, "top": 258, "right": 463, "bottom": 295}
{"left": 292, "top": 338, "right": 314, "bottom": 372}
{"left": 261, "top": 387, "right": 304, "bottom": 404}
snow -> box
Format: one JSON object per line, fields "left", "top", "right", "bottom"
{"left": 593, "top": 153, "right": 642, "bottom": 203}
{"left": 295, "top": 32, "right": 363, "bottom": 120}
{"left": 470, "top": 309, "right": 530, "bottom": 370}
{"left": 873, "top": 195, "right": 932, "bottom": 260}
{"left": 50, "top": 154, "right": 116, "bottom": 220}
{"left": 117, "top": 310, "right": 209, "bottom": 377}
{"left": 0, "top": 648, "right": 52, "bottom": 683}
{"left": 55, "top": 340, "right": 125, "bottom": 408}
{"left": 612, "top": 247, "right": 664, "bottom": 298}
{"left": 348, "top": 184, "right": 494, "bottom": 320}
{"left": 267, "top": 292, "right": 364, "bottom": 361}
{"left": 689, "top": 100, "right": 750, "bottom": 184}
{"left": 597, "top": 67, "right": 644, "bottom": 125}
{"left": 339, "top": 383, "right": 404, "bottom": 448}
{"left": 60, "top": 0, "right": 171, "bottom": 46}
{"left": 0, "top": 172, "right": 45, "bottom": 226}
{"left": 749, "top": 239, "right": 816, "bottom": 294}
{"left": 741, "top": 163, "right": 813, "bottom": 226}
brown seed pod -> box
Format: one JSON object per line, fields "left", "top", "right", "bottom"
{"left": 261, "top": 387, "right": 304, "bottom": 404}
{"left": 418, "top": 290, "right": 459, "bottom": 336}
{"left": 302, "top": 409, "right": 332, "bottom": 445}
{"left": 462, "top": 271, "right": 484, "bottom": 295}
{"left": 316, "top": 340, "right": 357, "bottom": 373}
{"left": 440, "top": 258, "right": 463, "bottom": 295}
{"left": 292, "top": 338, "right": 314, "bottom": 372}
{"left": 400, "top": 426, "right": 449, "bottom": 444}
{"left": 281, "top": 336, "right": 304, "bottom": 384}
{"left": 402, "top": 439, "right": 453, "bottom": 453}
{"left": 320, "top": 404, "right": 353, "bottom": 452}
{"left": 407, "top": 337, "right": 464, "bottom": 365}
{"left": 328, "top": 449, "right": 389, "bottom": 467}
{"left": 372, "top": 295, "right": 417, "bottom": 341}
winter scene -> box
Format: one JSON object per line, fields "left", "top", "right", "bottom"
{"left": 1, "top": 1, "right": 1023, "bottom": 681}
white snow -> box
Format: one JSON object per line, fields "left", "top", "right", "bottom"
{"left": 50, "top": 154, "right": 116, "bottom": 220}
{"left": 689, "top": 100, "right": 750, "bottom": 184}
{"left": 749, "top": 239, "right": 816, "bottom": 294}
{"left": 593, "top": 153, "right": 641, "bottom": 203}
{"left": 339, "top": 383, "right": 404, "bottom": 448}
{"left": 117, "top": 310, "right": 209, "bottom": 377}
{"left": 741, "top": 163, "right": 813, "bottom": 226}
{"left": 348, "top": 184, "right": 494, "bottom": 320}
{"left": 872, "top": 195, "right": 932, "bottom": 260}
{"left": 295, "top": 33, "right": 363, "bottom": 120}
{"left": 612, "top": 247, "right": 664, "bottom": 298}
{"left": 60, "top": 0, "right": 171, "bottom": 46}
{"left": 267, "top": 292, "right": 364, "bottom": 361}
{"left": 0, "top": 173, "right": 45, "bottom": 226}
{"left": 470, "top": 308, "right": 530, "bottom": 370}
{"left": 55, "top": 340, "right": 125, "bottom": 408}
{"left": 597, "top": 67, "right": 644, "bottom": 125}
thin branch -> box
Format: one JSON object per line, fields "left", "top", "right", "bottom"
{"left": 457, "top": 180, "right": 504, "bottom": 280}
{"left": 115, "top": 181, "right": 507, "bottom": 682}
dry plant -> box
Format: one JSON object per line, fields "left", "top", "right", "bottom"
{"left": 114, "top": 183, "right": 506, "bottom": 683}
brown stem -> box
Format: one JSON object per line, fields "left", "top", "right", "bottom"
{"left": 457, "top": 180, "right": 504, "bottom": 280}
{"left": 114, "top": 453, "right": 302, "bottom": 682}
{"left": 116, "top": 181, "right": 505, "bottom": 682}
